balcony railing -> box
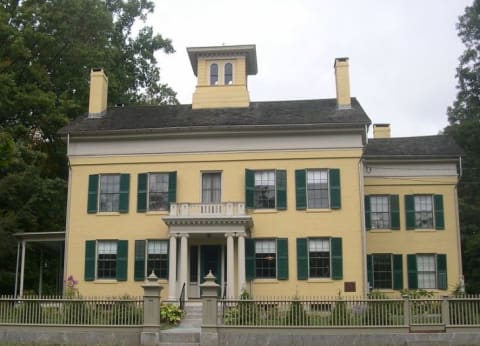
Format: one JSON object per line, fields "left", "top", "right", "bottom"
{"left": 169, "top": 202, "right": 247, "bottom": 217}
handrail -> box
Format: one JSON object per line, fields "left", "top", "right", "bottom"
{"left": 179, "top": 282, "right": 186, "bottom": 310}
{"left": 222, "top": 282, "right": 227, "bottom": 299}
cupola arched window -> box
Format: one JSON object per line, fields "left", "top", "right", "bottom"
{"left": 210, "top": 63, "right": 218, "bottom": 85}
{"left": 225, "top": 63, "right": 233, "bottom": 85}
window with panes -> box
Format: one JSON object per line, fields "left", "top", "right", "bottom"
{"left": 210, "top": 63, "right": 218, "bottom": 85}
{"left": 255, "top": 240, "right": 276, "bottom": 278}
{"left": 307, "top": 170, "right": 329, "bottom": 208}
{"left": 202, "top": 172, "right": 221, "bottom": 203}
{"left": 146, "top": 240, "right": 168, "bottom": 278}
{"left": 372, "top": 254, "right": 393, "bottom": 289}
{"left": 224, "top": 63, "right": 233, "bottom": 85}
{"left": 417, "top": 255, "right": 436, "bottom": 289}
{"left": 99, "top": 175, "right": 120, "bottom": 212}
{"left": 370, "top": 196, "right": 390, "bottom": 229}
{"left": 149, "top": 173, "right": 169, "bottom": 211}
{"left": 254, "top": 171, "right": 276, "bottom": 209}
{"left": 308, "top": 239, "right": 330, "bottom": 278}
{"left": 414, "top": 195, "right": 434, "bottom": 228}
{"left": 97, "top": 241, "right": 117, "bottom": 279}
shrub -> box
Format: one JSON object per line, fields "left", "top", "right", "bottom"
{"left": 400, "top": 288, "right": 434, "bottom": 299}
{"left": 160, "top": 304, "right": 184, "bottom": 325}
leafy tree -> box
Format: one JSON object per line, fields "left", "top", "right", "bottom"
{"left": 446, "top": 0, "right": 480, "bottom": 293}
{"left": 0, "top": 0, "right": 176, "bottom": 294}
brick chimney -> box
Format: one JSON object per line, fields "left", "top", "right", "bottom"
{"left": 334, "top": 57, "right": 351, "bottom": 109}
{"left": 373, "top": 124, "right": 391, "bottom": 138}
{"left": 88, "top": 68, "right": 108, "bottom": 118}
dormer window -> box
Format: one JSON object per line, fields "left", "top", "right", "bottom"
{"left": 210, "top": 63, "right": 218, "bottom": 85}
{"left": 225, "top": 63, "right": 233, "bottom": 85}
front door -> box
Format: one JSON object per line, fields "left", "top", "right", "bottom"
{"left": 200, "top": 245, "right": 222, "bottom": 287}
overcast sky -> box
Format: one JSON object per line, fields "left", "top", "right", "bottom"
{"left": 150, "top": 0, "right": 471, "bottom": 138}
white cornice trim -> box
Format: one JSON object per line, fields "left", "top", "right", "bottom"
{"left": 162, "top": 216, "right": 253, "bottom": 227}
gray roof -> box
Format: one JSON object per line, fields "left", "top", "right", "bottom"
{"left": 60, "top": 98, "right": 371, "bottom": 136}
{"left": 187, "top": 44, "right": 258, "bottom": 76}
{"left": 364, "top": 135, "right": 463, "bottom": 159}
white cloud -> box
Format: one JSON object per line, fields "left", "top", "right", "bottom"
{"left": 150, "top": 0, "right": 471, "bottom": 137}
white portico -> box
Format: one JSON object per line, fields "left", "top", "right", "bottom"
{"left": 163, "top": 202, "right": 252, "bottom": 300}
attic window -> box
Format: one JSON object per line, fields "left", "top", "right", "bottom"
{"left": 210, "top": 63, "right": 218, "bottom": 85}
{"left": 225, "top": 63, "right": 233, "bottom": 85}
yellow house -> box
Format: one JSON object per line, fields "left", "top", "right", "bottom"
{"left": 59, "top": 44, "right": 463, "bottom": 300}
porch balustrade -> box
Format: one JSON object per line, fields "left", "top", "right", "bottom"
{"left": 169, "top": 202, "right": 247, "bottom": 217}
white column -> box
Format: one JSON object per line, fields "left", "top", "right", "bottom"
{"left": 168, "top": 235, "right": 177, "bottom": 300}
{"left": 226, "top": 233, "right": 235, "bottom": 298}
{"left": 19, "top": 240, "right": 26, "bottom": 297}
{"left": 179, "top": 234, "right": 189, "bottom": 300}
{"left": 237, "top": 233, "right": 246, "bottom": 296}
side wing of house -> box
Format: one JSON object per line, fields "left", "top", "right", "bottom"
{"left": 363, "top": 135, "right": 463, "bottom": 294}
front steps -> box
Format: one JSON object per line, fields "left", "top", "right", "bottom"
{"left": 159, "top": 302, "right": 202, "bottom": 346}
{"left": 179, "top": 301, "right": 203, "bottom": 328}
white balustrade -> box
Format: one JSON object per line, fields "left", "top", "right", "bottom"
{"left": 169, "top": 202, "right": 246, "bottom": 217}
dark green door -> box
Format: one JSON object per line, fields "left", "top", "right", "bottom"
{"left": 200, "top": 245, "right": 222, "bottom": 286}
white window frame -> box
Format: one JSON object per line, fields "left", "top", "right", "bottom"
{"left": 99, "top": 174, "right": 121, "bottom": 212}
{"left": 370, "top": 195, "right": 391, "bottom": 229}
{"left": 417, "top": 254, "right": 437, "bottom": 289}
{"left": 254, "top": 170, "right": 276, "bottom": 209}
{"left": 414, "top": 195, "right": 434, "bottom": 229}
{"left": 308, "top": 238, "right": 331, "bottom": 278}
{"left": 96, "top": 240, "right": 117, "bottom": 279}
{"left": 147, "top": 172, "right": 170, "bottom": 211}
{"left": 306, "top": 169, "right": 330, "bottom": 209}
{"left": 146, "top": 239, "right": 169, "bottom": 278}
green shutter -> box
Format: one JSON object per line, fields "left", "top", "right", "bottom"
{"left": 277, "top": 238, "right": 288, "bottom": 280}
{"left": 137, "top": 174, "right": 148, "bottom": 213}
{"left": 85, "top": 240, "right": 96, "bottom": 281}
{"left": 366, "top": 254, "right": 373, "bottom": 289}
{"left": 405, "top": 195, "right": 415, "bottom": 230}
{"left": 329, "top": 169, "right": 341, "bottom": 209}
{"left": 245, "top": 169, "right": 254, "bottom": 209}
{"left": 119, "top": 174, "right": 130, "bottom": 213}
{"left": 295, "top": 170, "right": 307, "bottom": 210}
{"left": 437, "top": 254, "right": 447, "bottom": 290}
{"left": 297, "top": 238, "right": 308, "bottom": 280}
{"left": 393, "top": 254, "right": 403, "bottom": 290}
{"left": 134, "top": 240, "right": 146, "bottom": 281}
{"left": 168, "top": 172, "right": 177, "bottom": 207}
{"left": 390, "top": 195, "right": 400, "bottom": 230}
{"left": 331, "top": 237, "right": 343, "bottom": 280}
{"left": 434, "top": 195, "right": 445, "bottom": 230}
{"left": 276, "top": 170, "right": 287, "bottom": 210}
{"left": 407, "top": 254, "right": 418, "bottom": 289}
{"left": 87, "top": 175, "right": 99, "bottom": 213}
{"left": 116, "top": 240, "right": 128, "bottom": 281}
{"left": 245, "top": 238, "right": 255, "bottom": 280}
{"left": 365, "top": 196, "right": 371, "bottom": 230}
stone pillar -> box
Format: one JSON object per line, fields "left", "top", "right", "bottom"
{"left": 141, "top": 272, "right": 163, "bottom": 345}
{"left": 200, "top": 271, "right": 220, "bottom": 346}
{"left": 168, "top": 234, "right": 177, "bottom": 300}
{"left": 237, "top": 233, "right": 246, "bottom": 296}
{"left": 179, "top": 234, "right": 189, "bottom": 300}
{"left": 226, "top": 233, "right": 234, "bottom": 298}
